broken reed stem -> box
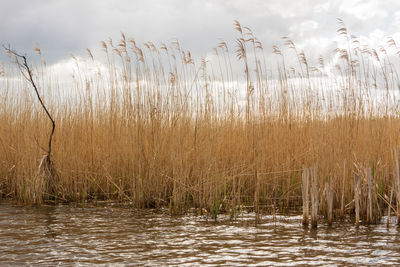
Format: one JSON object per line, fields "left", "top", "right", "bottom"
{"left": 302, "top": 166, "right": 309, "bottom": 226}
{"left": 388, "top": 185, "right": 394, "bottom": 227}
{"left": 367, "top": 168, "right": 373, "bottom": 223}
{"left": 311, "top": 165, "right": 318, "bottom": 228}
{"left": 354, "top": 173, "right": 361, "bottom": 226}
{"left": 326, "top": 181, "right": 334, "bottom": 226}
{"left": 394, "top": 148, "right": 400, "bottom": 224}
{"left": 340, "top": 160, "right": 346, "bottom": 218}
{"left": 254, "top": 172, "right": 260, "bottom": 225}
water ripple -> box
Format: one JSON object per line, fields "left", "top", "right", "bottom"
{"left": 1, "top": 201, "right": 400, "bottom": 265}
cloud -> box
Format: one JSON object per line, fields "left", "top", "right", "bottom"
{"left": 339, "top": 0, "right": 386, "bottom": 21}
{"left": 1, "top": 0, "right": 399, "bottom": 70}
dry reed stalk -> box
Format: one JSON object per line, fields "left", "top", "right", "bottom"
{"left": 394, "top": 148, "right": 400, "bottom": 224}
{"left": 302, "top": 166, "right": 309, "bottom": 226}
{"left": 254, "top": 172, "right": 260, "bottom": 225}
{"left": 311, "top": 165, "right": 318, "bottom": 228}
{"left": 387, "top": 185, "right": 394, "bottom": 227}
{"left": 38, "top": 154, "right": 58, "bottom": 198}
{"left": 340, "top": 160, "right": 346, "bottom": 218}
{"left": 354, "top": 174, "right": 361, "bottom": 226}
{"left": 326, "top": 181, "right": 334, "bottom": 226}
{"left": 367, "top": 168, "right": 373, "bottom": 223}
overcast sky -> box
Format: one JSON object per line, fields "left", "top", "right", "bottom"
{"left": 2, "top": 0, "right": 400, "bottom": 66}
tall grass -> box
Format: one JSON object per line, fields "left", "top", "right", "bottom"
{"left": 1, "top": 21, "right": 400, "bottom": 221}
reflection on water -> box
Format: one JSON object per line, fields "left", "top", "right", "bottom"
{"left": 1, "top": 201, "right": 400, "bottom": 266}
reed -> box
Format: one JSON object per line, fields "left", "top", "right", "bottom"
{"left": 387, "top": 185, "right": 393, "bottom": 227}
{"left": 367, "top": 168, "right": 373, "bottom": 223}
{"left": 1, "top": 21, "right": 400, "bottom": 226}
{"left": 310, "top": 166, "right": 318, "bottom": 228}
{"left": 325, "top": 181, "right": 334, "bottom": 226}
{"left": 395, "top": 149, "right": 400, "bottom": 224}
{"left": 302, "top": 166, "right": 309, "bottom": 226}
{"left": 354, "top": 174, "right": 361, "bottom": 226}
{"left": 340, "top": 160, "right": 346, "bottom": 218}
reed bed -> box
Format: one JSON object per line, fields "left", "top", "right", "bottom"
{"left": 1, "top": 21, "right": 400, "bottom": 224}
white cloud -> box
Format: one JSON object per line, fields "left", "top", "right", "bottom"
{"left": 289, "top": 20, "right": 319, "bottom": 39}
{"left": 338, "top": 0, "right": 386, "bottom": 21}
{"left": 393, "top": 11, "right": 400, "bottom": 29}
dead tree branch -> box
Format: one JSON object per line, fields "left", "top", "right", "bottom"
{"left": 3, "top": 45, "right": 56, "bottom": 162}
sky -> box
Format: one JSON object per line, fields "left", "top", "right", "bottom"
{"left": 1, "top": 0, "right": 400, "bottom": 69}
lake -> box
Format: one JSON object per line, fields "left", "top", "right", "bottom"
{"left": 1, "top": 201, "right": 400, "bottom": 266}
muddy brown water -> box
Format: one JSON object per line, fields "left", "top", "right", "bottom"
{"left": 1, "top": 201, "right": 400, "bottom": 266}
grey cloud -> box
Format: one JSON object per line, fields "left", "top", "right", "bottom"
{"left": 1, "top": 0, "right": 399, "bottom": 65}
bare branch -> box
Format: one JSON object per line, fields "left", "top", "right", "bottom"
{"left": 2, "top": 45, "right": 56, "bottom": 162}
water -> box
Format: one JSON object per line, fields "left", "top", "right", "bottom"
{"left": 1, "top": 201, "right": 400, "bottom": 266}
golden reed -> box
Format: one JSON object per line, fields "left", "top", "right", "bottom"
{"left": 1, "top": 21, "right": 399, "bottom": 224}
